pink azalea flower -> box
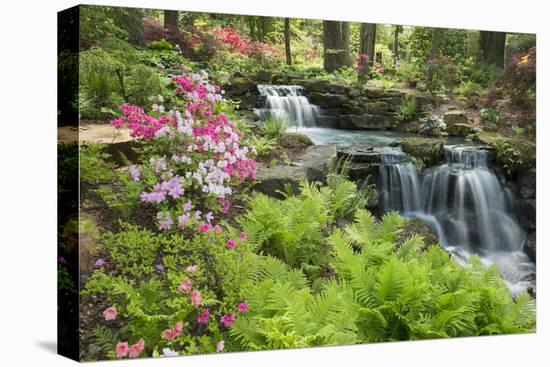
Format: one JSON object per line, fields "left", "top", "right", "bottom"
{"left": 190, "top": 290, "right": 202, "bottom": 307}
{"left": 227, "top": 239, "right": 236, "bottom": 249}
{"left": 220, "top": 313, "right": 236, "bottom": 327}
{"left": 197, "top": 308, "right": 210, "bottom": 324}
{"left": 161, "top": 321, "right": 183, "bottom": 340}
{"left": 238, "top": 302, "right": 249, "bottom": 313}
{"left": 94, "top": 258, "right": 106, "bottom": 268}
{"left": 178, "top": 277, "right": 192, "bottom": 292}
{"left": 128, "top": 338, "right": 145, "bottom": 358}
{"left": 115, "top": 341, "right": 129, "bottom": 358}
{"left": 239, "top": 232, "right": 247, "bottom": 240}
{"left": 216, "top": 340, "right": 225, "bottom": 353}
{"left": 198, "top": 223, "right": 211, "bottom": 232}
{"left": 187, "top": 264, "right": 198, "bottom": 273}
{"left": 103, "top": 306, "right": 117, "bottom": 321}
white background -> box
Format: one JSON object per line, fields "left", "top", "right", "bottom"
{"left": 0, "top": 0, "right": 547, "bottom": 365}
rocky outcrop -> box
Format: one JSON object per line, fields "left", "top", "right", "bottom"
{"left": 279, "top": 133, "right": 314, "bottom": 149}
{"left": 254, "top": 144, "right": 337, "bottom": 197}
{"left": 446, "top": 123, "right": 476, "bottom": 137}
{"left": 443, "top": 110, "right": 469, "bottom": 126}
{"left": 396, "top": 219, "right": 440, "bottom": 251}
{"left": 336, "top": 114, "right": 394, "bottom": 130}
{"left": 400, "top": 138, "right": 444, "bottom": 166}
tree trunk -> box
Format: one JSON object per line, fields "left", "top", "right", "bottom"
{"left": 323, "top": 21, "right": 351, "bottom": 73}
{"left": 164, "top": 10, "right": 179, "bottom": 32}
{"left": 393, "top": 25, "right": 402, "bottom": 65}
{"left": 479, "top": 31, "right": 507, "bottom": 68}
{"left": 284, "top": 18, "right": 292, "bottom": 65}
{"left": 358, "top": 23, "right": 376, "bottom": 79}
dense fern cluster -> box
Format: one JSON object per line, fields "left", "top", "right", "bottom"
{"left": 230, "top": 209, "right": 535, "bottom": 350}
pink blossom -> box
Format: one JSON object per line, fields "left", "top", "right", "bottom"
{"left": 183, "top": 200, "right": 193, "bottom": 212}
{"left": 128, "top": 339, "right": 145, "bottom": 358}
{"left": 227, "top": 239, "right": 236, "bottom": 249}
{"left": 194, "top": 210, "right": 202, "bottom": 220}
{"left": 216, "top": 340, "right": 225, "bottom": 353}
{"left": 178, "top": 214, "right": 189, "bottom": 228}
{"left": 115, "top": 342, "right": 129, "bottom": 358}
{"left": 238, "top": 302, "right": 249, "bottom": 313}
{"left": 178, "top": 277, "right": 192, "bottom": 292}
{"left": 220, "top": 313, "right": 236, "bottom": 327}
{"left": 198, "top": 223, "right": 211, "bottom": 232}
{"left": 187, "top": 264, "right": 198, "bottom": 273}
{"left": 161, "top": 321, "right": 183, "bottom": 340}
{"left": 214, "top": 224, "right": 223, "bottom": 234}
{"left": 94, "top": 258, "right": 106, "bottom": 268}
{"left": 103, "top": 306, "right": 117, "bottom": 321}
{"left": 129, "top": 165, "right": 141, "bottom": 182}
{"left": 190, "top": 290, "right": 202, "bottom": 307}
{"left": 197, "top": 308, "right": 210, "bottom": 324}
{"left": 239, "top": 232, "right": 247, "bottom": 240}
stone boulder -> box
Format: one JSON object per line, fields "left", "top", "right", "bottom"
{"left": 517, "top": 168, "right": 536, "bottom": 199}
{"left": 447, "top": 123, "right": 475, "bottom": 137}
{"left": 308, "top": 92, "right": 351, "bottom": 109}
{"left": 337, "top": 147, "right": 381, "bottom": 163}
{"left": 524, "top": 231, "right": 536, "bottom": 263}
{"left": 517, "top": 199, "right": 536, "bottom": 231}
{"left": 396, "top": 219, "right": 440, "bottom": 251}
{"left": 365, "top": 101, "right": 390, "bottom": 114}
{"left": 443, "top": 110, "right": 468, "bottom": 126}
{"left": 254, "top": 144, "right": 337, "bottom": 197}
{"left": 225, "top": 76, "right": 257, "bottom": 96}
{"left": 279, "top": 132, "right": 314, "bottom": 149}
{"left": 295, "top": 79, "right": 331, "bottom": 93}
{"left": 338, "top": 114, "right": 394, "bottom": 130}
{"left": 400, "top": 138, "right": 444, "bottom": 166}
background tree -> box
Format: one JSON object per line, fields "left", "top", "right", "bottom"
{"left": 480, "top": 30, "right": 507, "bottom": 67}
{"left": 164, "top": 10, "right": 179, "bottom": 32}
{"left": 393, "top": 25, "right": 403, "bottom": 64}
{"left": 284, "top": 18, "right": 292, "bottom": 65}
{"left": 358, "top": 23, "right": 376, "bottom": 78}
{"left": 323, "top": 21, "right": 351, "bottom": 72}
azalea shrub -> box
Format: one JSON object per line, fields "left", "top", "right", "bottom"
{"left": 110, "top": 72, "right": 257, "bottom": 231}
{"left": 83, "top": 222, "right": 257, "bottom": 358}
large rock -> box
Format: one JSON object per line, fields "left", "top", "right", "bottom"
{"left": 447, "top": 123, "right": 475, "bottom": 137}
{"left": 443, "top": 110, "right": 468, "bottom": 126}
{"left": 254, "top": 144, "right": 337, "bottom": 197}
{"left": 400, "top": 138, "right": 444, "bottom": 166}
{"left": 294, "top": 79, "right": 331, "bottom": 93}
{"left": 279, "top": 132, "right": 314, "bottom": 149}
{"left": 338, "top": 114, "right": 394, "bottom": 130}
{"left": 365, "top": 101, "right": 390, "bottom": 114}
{"left": 524, "top": 231, "right": 536, "bottom": 263}
{"left": 517, "top": 168, "right": 536, "bottom": 199}
{"left": 309, "top": 92, "right": 351, "bottom": 108}
{"left": 517, "top": 199, "right": 536, "bottom": 231}
{"left": 365, "top": 88, "right": 402, "bottom": 98}
{"left": 396, "top": 219, "right": 440, "bottom": 251}
{"left": 225, "top": 76, "right": 257, "bottom": 96}
{"left": 337, "top": 147, "right": 381, "bottom": 163}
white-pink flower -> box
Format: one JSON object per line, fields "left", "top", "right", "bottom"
{"left": 103, "top": 306, "right": 117, "bottom": 321}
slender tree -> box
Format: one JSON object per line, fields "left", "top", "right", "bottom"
{"left": 358, "top": 23, "right": 377, "bottom": 79}
{"left": 393, "top": 25, "right": 403, "bottom": 65}
{"left": 164, "top": 10, "right": 179, "bottom": 32}
{"left": 323, "top": 21, "right": 352, "bottom": 72}
{"left": 479, "top": 31, "right": 507, "bottom": 67}
{"left": 284, "top": 18, "right": 292, "bottom": 65}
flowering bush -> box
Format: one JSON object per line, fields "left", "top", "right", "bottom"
{"left": 84, "top": 222, "right": 256, "bottom": 358}
{"left": 111, "top": 72, "right": 257, "bottom": 231}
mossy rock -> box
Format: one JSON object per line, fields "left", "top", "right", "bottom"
{"left": 472, "top": 132, "right": 536, "bottom": 173}
{"left": 279, "top": 133, "right": 314, "bottom": 149}
{"left": 400, "top": 138, "right": 444, "bottom": 166}
{"left": 443, "top": 110, "right": 468, "bottom": 126}
{"left": 447, "top": 123, "right": 475, "bottom": 137}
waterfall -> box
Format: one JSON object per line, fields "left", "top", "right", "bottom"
{"left": 255, "top": 85, "right": 321, "bottom": 128}
{"left": 379, "top": 145, "right": 534, "bottom": 294}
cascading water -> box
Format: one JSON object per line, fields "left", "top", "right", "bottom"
{"left": 255, "top": 85, "right": 321, "bottom": 128}
{"left": 379, "top": 145, "right": 535, "bottom": 295}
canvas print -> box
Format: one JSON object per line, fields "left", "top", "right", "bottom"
{"left": 57, "top": 4, "right": 536, "bottom": 362}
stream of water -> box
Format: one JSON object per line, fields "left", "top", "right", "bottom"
{"left": 257, "top": 84, "right": 535, "bottom": 295}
